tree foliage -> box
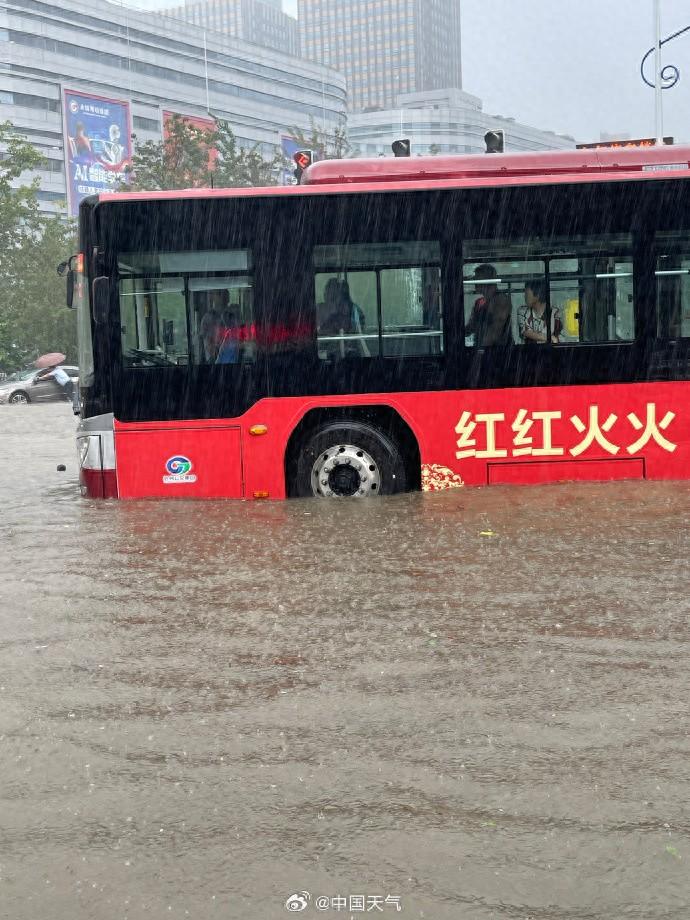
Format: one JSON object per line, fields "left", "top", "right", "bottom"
{"left": 287, "top": 119, "right": 351, "bottom": 161}
{"left": 125, "top": 114, "right": 281, "bottom": 191}
{"left": 212, "top": 119, "right": 281, "bottom": 188}
{"left": 0, "top": 122, "right": 76, "bottom": 373}
{"left": 124, "top": 114, "right": 216, "bottom": 191}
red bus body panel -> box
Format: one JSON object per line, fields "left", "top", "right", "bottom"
{"left": 111, "top": 381, "right": 689, "bottom": 499}
{"left": 115, "top": 425, "right": 243, "bottom": 498}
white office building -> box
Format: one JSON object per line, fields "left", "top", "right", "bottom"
{"left": 1, "top": 0, "right": 346, "bottom": 214}
{"left": 348, "top": 89, "right": 575, "bottom": 158}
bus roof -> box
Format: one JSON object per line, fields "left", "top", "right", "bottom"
{"left": 97, "top": 144, "right": 690, "bottom": 206}
{"left": 303, "top": 144, "right": 690, "bottom": 185}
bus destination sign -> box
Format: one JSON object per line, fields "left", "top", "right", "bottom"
{"left": 576, "top": 137, "right": 674, "bottom": 149}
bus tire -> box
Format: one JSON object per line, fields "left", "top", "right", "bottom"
{"left": 294, "top": 420, "right": 407, "bottom": 498}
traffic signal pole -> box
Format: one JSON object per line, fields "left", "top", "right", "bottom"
{"left": 293, "top": 150, "right": 313, "bottom": 184}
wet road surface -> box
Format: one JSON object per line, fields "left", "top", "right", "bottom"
{"left": 1, "top": 403, "right": 689, "bottom": 920}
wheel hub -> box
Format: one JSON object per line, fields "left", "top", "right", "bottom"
{"left": 311, "top": 443, "right": 381, "bottom": 497}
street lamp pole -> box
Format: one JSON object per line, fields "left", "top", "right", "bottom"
{"left": 640, "top": 10, "right": 690, "bottom": 142}
{"left": 654, "top": 0, "right": 663, "bottom": 143}
{"left": 203, "top": 31, "right": 210, "bottom": 114}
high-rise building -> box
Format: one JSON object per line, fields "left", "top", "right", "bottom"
{"left": 298, "top": 0, "right": 462, "bottom": 112}
{"left": 160, "top": 0, "right": 299, "bottom": 58}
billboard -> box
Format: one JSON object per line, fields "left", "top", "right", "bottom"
{"left": 62, "top": 88, "right": 132, "bottom": 217}
{"left": 280, "top": 134, "right": 301, "bottom": 185}
{"left": 163, "top": 111, "right": 216, "bottom": 136}
{"left": 163, "top": 111, "right": 218, "bottom": 170}
{"left": 576, "top": 137, "right": 674, "bottom": 149}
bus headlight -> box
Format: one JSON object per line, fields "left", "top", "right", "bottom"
{"left": 77, "top": 435, "right": 99, "bottom": 469}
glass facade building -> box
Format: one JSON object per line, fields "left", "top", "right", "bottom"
{"left": 159, "top": 0, "right": 299, "bottom": 58}
{"left": 298, "top": 0, "right": 462, "bottom": 112}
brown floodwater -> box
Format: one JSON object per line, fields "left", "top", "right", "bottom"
{"left": 1, "top": 403, "right": 689, "bottom": 920}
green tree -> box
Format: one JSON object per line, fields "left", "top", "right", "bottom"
{"left": 4, "top": 218, "right": 77, "bottom": 368}
{"left": 125, "top": 113, "right": 216, "bottom": 190}
{"left": 125, "top": 115, "right": 280, "bottom": 191}
{"left": 0, "top": 122, "right": 76, "bottom": 372}
{"left": 287, "top": 119, "right": 351, "bottom": 162}
{"left": 0, "top": 120, "right": 43, "bottom": 280}
{"left": 212, "top": 119, "right": 281, "bottom": 188}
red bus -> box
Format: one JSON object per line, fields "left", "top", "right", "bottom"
{"left": 70, "top": 144, "right": 690, "bottom": 499}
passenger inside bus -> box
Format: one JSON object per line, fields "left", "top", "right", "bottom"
{"left": 339, "top": 281, "right": 366, "bottom": 332}
{"left": 318, "top": 277, "right": 370, "bottom": 357}
{"left": 465, "top": 264, "right": 513, "bottom": 346}
{"left": 316, "top": 278, "right": 342, "bottom": 332}
{"left": 200, "top": 303, "right": 222, "bottom": 363}
{"left": 517, "top": 278, "right": 562, "bottom": 344}
{"left": 215, "top": 310, "right": 239, "bottom": 364}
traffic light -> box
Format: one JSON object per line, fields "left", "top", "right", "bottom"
{"left": 293, "top": 149, "right": 313, "bottom": 183}
{"left": 391, "top": 138, "right": 411, "bottom": 157}
{"left": 484, "top": 130, "right": 505, "bottom": 154}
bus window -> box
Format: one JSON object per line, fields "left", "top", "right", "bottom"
{"left": 119, "top": 277, "right": 185, "bottom": 365}
{"left": 315, "top": 271, "right": 378, "bottom": 359}
{"left": 189, "top": 276, "right": 254, "bottom": 365}
{"left": 118, "top": 249, "right": 254, "bottom": 367}
{"left": 462, "top": 256, "right": 540, "bottom": 347}
{"left": 655, "top": 232, "right": 690, "bottom": 338}
{"left": 381, "top": 265, "right": 442, "bottom": 357}
{"left": 313, "top": 241, "right": 442, "bottom": 360}
{"left": 463, "top": 234, "right": 634, "bottom": 347}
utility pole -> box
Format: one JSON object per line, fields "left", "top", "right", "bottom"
{"left": 203, "top": 31, "right": 210, "bottom": 113}
{"left": 654, "top": 0, "right": 663, "bottom": 143}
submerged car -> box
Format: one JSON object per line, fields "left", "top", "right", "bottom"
{"left": 0, "top": 366, "right": 79, "bottom": 405}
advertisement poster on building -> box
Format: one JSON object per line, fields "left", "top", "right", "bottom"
{"left": 62, "top": 88, "right": 132, "bottom": 217}
{"left": 163, "top": 111, "right": 219, "bottom": 171}
{"left": 280, "top": 134, "right": 300, "bottom": 185}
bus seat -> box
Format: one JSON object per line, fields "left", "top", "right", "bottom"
{"left": 563, "top": 298, "right": 580, "bottom": 339}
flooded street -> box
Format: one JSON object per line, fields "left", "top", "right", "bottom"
{"left": 1, "top": 403, "right": 689, "bottom": 920}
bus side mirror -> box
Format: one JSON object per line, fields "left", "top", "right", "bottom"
{"left": 93, "top": 276, "right": 110, "bottom": 324}
{"left": 66, "top": 269, "right": 75, "bottom": 308}
{"left": 58, "top": 258, "right": 76, "bottom": 308}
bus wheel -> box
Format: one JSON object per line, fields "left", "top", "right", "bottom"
{"left": 295, "top": 421, "right": 407, "bottom": 498}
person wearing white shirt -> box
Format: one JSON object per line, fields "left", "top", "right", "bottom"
{"left": 38, "top": 365, "right": 74, "bottom": 403}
